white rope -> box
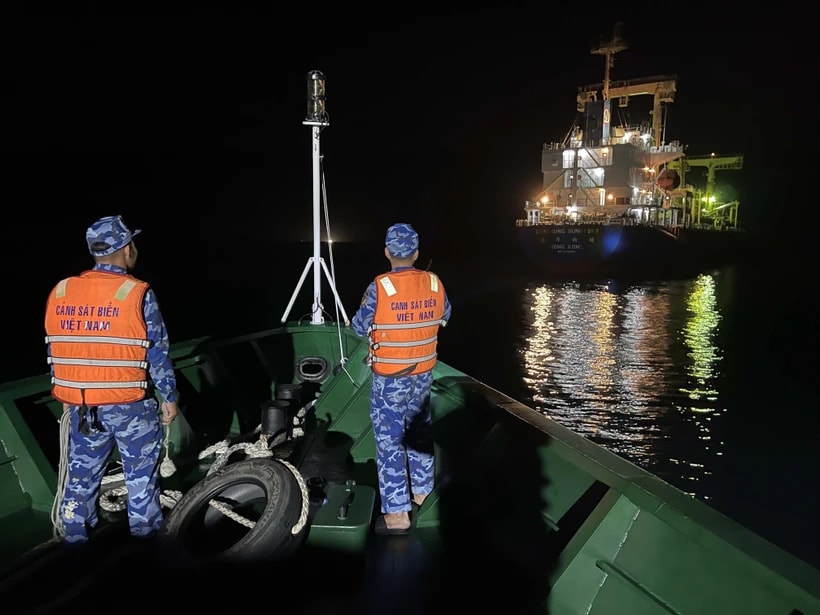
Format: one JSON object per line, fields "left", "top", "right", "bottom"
{"left": 160, "top": 424, "right": 177, "bottom": 478}
{"left": 98, "top": 479, "right": 182, "bottom": 512}
{"left": 99, "top": 485, "right": 128, "bottom": 512}
{"left": 197, "top": 439, "right": 231, "bottom": 460}
{"left": 193, "top": 430, "right": 309, "bottom": 534}
{"left": 279, "top": 459, "right": 310, "bottom": 534}
{"left": 54, "top": 417, "right": 181, "bottom": 519}
{"left": 319, "top": 165, "right": 356, "bottom": 369}
{"left": 51, "top": 411, "right": 71, "bottom": 538}
{"left": 200, "top": 459, "right": 309, "bottom": 535}
{"left": 96, "top": 425, "right": 178, "bottom": 514}
{"left": 207, "top": 500, "right": 256, "bottom": 528}
{"left": 52, "top": 415, "right": 309, "bottom": 538}
{"left": 160, "top": 490, "right": 183, "bottom": 509}
{"left": 205, "top": 432, "right": 273, "bottom": 477}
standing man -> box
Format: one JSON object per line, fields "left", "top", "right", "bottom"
{"left": 351, "top": 223, "right": 451, "bottom": 535}
{"left": 44, "top": 215, "right": 179, "bottom": 544}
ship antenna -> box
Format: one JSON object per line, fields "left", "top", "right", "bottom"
{"left": 281, "top": 70, "right": 350, "bottom": 326}
{"left": 591, "top": 22, "right": 628, "bottom": 101}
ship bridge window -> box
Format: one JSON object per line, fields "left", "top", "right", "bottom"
{"left": 578, "top": 173, "right": 597, "bottom": 188}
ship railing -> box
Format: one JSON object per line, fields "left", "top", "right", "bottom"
{"left": 649, "top": 144, "right": 684, "bottom": 154}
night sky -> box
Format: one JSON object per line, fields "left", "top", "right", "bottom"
{"left": 1, "top": 1, "right": 809, "bottom": 381}
{"left": 3, "top": 6, "right": 801, "bottom": 253}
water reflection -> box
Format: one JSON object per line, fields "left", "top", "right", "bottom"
{"left": 520, "top": 274, "right": 724, "bottom": 500}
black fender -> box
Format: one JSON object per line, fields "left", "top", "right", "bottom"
{"left": 158, "top": 457, "right": 305, "bottom": 563}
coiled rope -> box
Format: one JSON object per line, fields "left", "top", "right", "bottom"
{"left": 54, "top": 413, "right": 309, "bottom": 538}
{"left": 51, "top": 411, "right": 71, "bottom": 538}
{"left": 280, "top": 459, "right": 309, "bottom": 535}
{"left": 201, "top": 431, "right": 272, "bottom": 476}
{"left": 97, "top": 426, "right": 183, "bottom": 513}
{"left": 197, "top": 430, "right": 309, "bottom": 535}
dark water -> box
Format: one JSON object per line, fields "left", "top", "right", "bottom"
{"left": 6, "top": 238, "right": 819, "bottom": 570}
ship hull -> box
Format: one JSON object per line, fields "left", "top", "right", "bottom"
{"left": 517, "top": 223, "right": 747, "bottom": 278}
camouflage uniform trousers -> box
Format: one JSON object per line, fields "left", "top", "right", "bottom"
{"left": 61, "top": 398, "right": 163, "bottom": 543}
{"left": 370, "top": 370, "right": 435, "bottom": 514}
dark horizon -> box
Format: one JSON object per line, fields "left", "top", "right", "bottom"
{"left": 3, "top": 7, "right": 801, "bottom": 249}
{"left": 6, "top": 6, "right": 806, "bottom": 379}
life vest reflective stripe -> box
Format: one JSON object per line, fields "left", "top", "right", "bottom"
{"left": 50, "top": 376, "right": 148, "bottom": 389}
{"left": 44, "top": 334, "right": 151, "bottom": 347}
{"left": 44, "top": 270, "right": 151, "bottom": 405}
{"left": 371, "top": 352, "right": 439, "bottom": 365}
{"left": 370, "top": 322, "right": 445, "bottom": 331}
{"left": 370, "top": 270, "right": 445, "bottom": 376}
{"left": 48, "top": 356, "right": 148, "bottom": 369}
{"left": 372, "top": 334, "right": 438, "bottom": 348}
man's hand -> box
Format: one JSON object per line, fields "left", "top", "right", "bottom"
{"left": 161, "top": 401, "right": 179, "bottom": 426}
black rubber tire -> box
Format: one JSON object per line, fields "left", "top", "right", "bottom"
{"left": 158, "top": 457, "right": 304, "bottom": 563}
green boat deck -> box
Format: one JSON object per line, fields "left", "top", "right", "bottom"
{"left": 1, "top": 324, "right": 819, "bottom": 613}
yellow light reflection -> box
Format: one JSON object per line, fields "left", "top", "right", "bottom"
{"left": 520, "top": 276, "right": 726, "bottom": 500}
{"left": 681, "top": 274, "right": 721, "bottom": 398}
{"left": 676, "top": 273, "right": 725, "bottom": 499}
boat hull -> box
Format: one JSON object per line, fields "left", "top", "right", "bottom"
{"left": 1, "top": 323, "right": 818, "bottom": 613}
{"left": 517, "top": 222, "right": 748, "bottom": 278}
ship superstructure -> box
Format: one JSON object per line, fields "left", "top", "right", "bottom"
{"left": 523, "top": 26, "right": 688, "bottom": 228}
{"left": 515, "top": 25, "right": 746, "bottom": 277}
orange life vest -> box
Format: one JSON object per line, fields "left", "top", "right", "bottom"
{"left": 44, "top": 270, "right": 151, "bottom": 405}
{"left": 369, "top": 269, "right": 446, "bottom": 376}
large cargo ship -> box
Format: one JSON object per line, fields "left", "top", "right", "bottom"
{"left": 516, "top": 26, "right": 746, "bottom": 278}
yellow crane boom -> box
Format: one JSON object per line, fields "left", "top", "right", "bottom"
{"left": 668, "top": 154, "right": 743, "bottom": 228}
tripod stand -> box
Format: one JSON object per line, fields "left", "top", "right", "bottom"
{"left": 281, "top": 70, "right": 349, "bottom": 325}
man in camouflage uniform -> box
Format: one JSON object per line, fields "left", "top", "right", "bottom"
{"left": 351, "top": 223, "right": 451, "bottom": 534}
{"left": 44, "top": 215, "right": 179, "bottom": 543}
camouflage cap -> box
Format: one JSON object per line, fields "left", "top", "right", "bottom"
{"left": 385, "top": 223, "right": 419, "bottom": 258}
{"left": 86, "top": 215, "right": 142, "bottom": 256}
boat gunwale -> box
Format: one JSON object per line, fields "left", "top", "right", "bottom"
{"left": 429, "top": 365, "right": 820, "bottom": 602}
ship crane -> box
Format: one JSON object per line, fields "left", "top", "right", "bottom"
{"left": 578, "top": 24, "right": 677, "bottom": 145}
{"left": 667, "top": 153, "right": 743, "bottom": 228}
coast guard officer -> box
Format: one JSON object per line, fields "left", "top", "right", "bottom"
{"left": 351, "top": 223, "right": 451, "bottom": 534}
{"left": 44, "top": 215, "right": 179, "bottom": 543}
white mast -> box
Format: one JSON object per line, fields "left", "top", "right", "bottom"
{"left": 281, "top": 70, "right": 349, "bottom": 325}
{"left": 591, "top": 22, "right": 628, "bottom": 102}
